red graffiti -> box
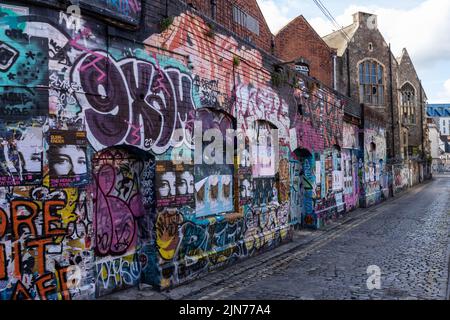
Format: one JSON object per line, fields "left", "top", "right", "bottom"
{"left": 10, "top": 265, "right": 73, "bottom": 300}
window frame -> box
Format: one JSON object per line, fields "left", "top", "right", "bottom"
{"left": 358, "top": 60, "right": 385, "bottom": 106}
{"left": 400, "top": 82, "right": 417, "bottom": 125}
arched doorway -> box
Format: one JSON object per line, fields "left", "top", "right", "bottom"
{"left": 90, "top": 145, "right": 156, "bottom": 297}
{"left": 290, "top": 148, "right": 313, "bottom": 228}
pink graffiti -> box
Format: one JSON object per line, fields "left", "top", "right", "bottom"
{"left": 233, "top": 84, "right": 290, "bottom": 137}
{"left": 71, "top": 28, "right": 107, "bottom": 82}
{"left": 125, "top": 120, "right": 142, "bottom": 145}
{"left": 127, "top": 0, "right": 141, "bottom": 14}
{"left": 152, "top": 53, "right": 171, "bottom": 98}
{"left": 93, "top": 163, "right": 144, "bottom": 256}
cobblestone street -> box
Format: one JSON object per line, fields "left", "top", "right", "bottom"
{"left": 105, "top": 176, "right": 450, "bottom": 300}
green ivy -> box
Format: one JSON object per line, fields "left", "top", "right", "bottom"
{"left": 205, "top": 23, "right": 216, "bottom": 38}
{"left": 160, "top": 16, "right": 174, "bottom": 32}
{"left": 233, "top": 56, "right": 240, "bottom": 67}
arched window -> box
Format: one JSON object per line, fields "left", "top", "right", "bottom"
{"left": 400, "top": 83, "right": 416, "bottom": 124}
{"left": 252, "top": 120, "right": 279, "bottom": 207}
{"left": 358, "top": 60, "right": 385, "bottom": 106}
{"left": 194, "top": 108, "right": 236, "bottom": 217}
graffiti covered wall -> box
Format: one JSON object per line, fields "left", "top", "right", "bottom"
{"left": 288, "top": 77, "right": 347, "bottom": 229}
{"left": 0, "top": 0, "right": 297, "bottom": 299}
{"left": 0, "top": 0, "right": 364, "bottom": 298}
{"left": 342, "top": 122, "right": 360, "bottom": 211}
{"left": 360, "top": 112, "right": 388, "bottom": 208}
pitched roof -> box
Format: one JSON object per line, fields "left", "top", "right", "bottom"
{"left": 322, "top": 23, "right": 358, "bottom": 56}
{"left": 275, "top": 15, "right": 333, "bottom": 52}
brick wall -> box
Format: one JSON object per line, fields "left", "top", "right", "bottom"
{"left": 0, "top": 0, "right": 351, "bottom": 300}
{"left": 274, "top": 16, "right": 334, "bottom": 87}
{"left": 184, "top": 0, "right": 274, "bottom": 53}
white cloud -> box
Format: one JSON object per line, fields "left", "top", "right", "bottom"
{"left": 322, "top": 1, "right": 450, "bottom": 68}
{"left": 257, "top": 0, "right": 450, "bottom": 102}
{"left": 434, "top": 79, "right": 450, "bottom": 103}
{"left": 258, "top": 0, "right": 450, "bottom": 66}
{"left": 257, "top": 0, "right": 292, "bottom": 34}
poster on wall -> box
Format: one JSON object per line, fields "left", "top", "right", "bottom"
{"left": 48, "top": 130, "right": 89, "bottom": 188}
{"left": 332, "top": 170, "right": 344, "bottom": 191}
{"left": 155, "top": 161, "right": 194, "bottom": 208}
{"left": 0, "top": 120, "right": 44, "bottom": 186}
{"left": 315, "top": 161, "right": 322, "bottom": 183}
{"left": 238, "top": 167, "right": 253, "bottom": 206}
{"left": 252, "top": 122, "right": 277, "bottom": 177}
{"left": 195, "top": 164, "right": 234, "bottom": 217}
{"left": 238, "top": 137, "right": 253, "bottom": 206}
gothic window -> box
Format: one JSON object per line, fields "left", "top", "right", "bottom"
{"left": 358, "top": 60, "right": 385, "bottom": 106}
{"left": 400, "top": 83, "right": 416, "bottom": 125}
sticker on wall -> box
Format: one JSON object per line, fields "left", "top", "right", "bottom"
{"left": 48, "top": 130, "right": 89, "bottom": 188}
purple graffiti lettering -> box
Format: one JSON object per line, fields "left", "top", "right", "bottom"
{"left": 72, "top": 52, "right": 195, "bottom": 153}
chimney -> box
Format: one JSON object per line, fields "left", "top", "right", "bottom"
{"left": 353, "top": 12, "right": 378, "bottom": 30}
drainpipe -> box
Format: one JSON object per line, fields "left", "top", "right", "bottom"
{"left": 419, "top": 80, "right": 425, "bottom": 160}
{"left": 388, "top": 43, "right": 395, "bottom": 160}
{"left": 211, "top": 0, "right": 217, "bottom": 20}
{"left": 333, "top": 54, "right": 337, "bottom": 90}
{"left": 346, "top": 49, "right": 351, "bottom": 97}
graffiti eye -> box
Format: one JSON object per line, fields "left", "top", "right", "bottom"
{"left": 30, "top": 153, "right": 42, "bottom": 162}
{"left": 190, "top": 235, "right": 198, "bottom": 243}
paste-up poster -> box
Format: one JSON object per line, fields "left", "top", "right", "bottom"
{"left": 195, "top": 164, "right": 234, "bottom": 217}
{"left": 48, "top": 130, "right": 89, "bottom": 188}
{"left": 0, "top": 121, "right": 44, "bottom": 186}
{"left": 155, "top": 161, "right": 194, "bottom": 208}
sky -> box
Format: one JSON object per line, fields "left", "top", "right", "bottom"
{"left": 256, "top": 0, "right": 450, "bottom": 104}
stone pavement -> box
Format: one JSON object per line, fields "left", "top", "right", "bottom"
{"left": 103, "top": 176, "right": 450, "bottom": 300}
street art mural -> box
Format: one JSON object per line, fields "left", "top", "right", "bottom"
{"left": 0, "top": 184, "right": 94, "bottom": 300}
{"left": 286, "top": 76, "right": 348, "bottom": 229}
{"left": 342, "top": 123, "right": 360, "bottom": 211}
{"left": 342, "top": 150, "right": 359, "bottom": 211}
{"left": 361, "top": 125, "right": 388, "bottom": 207}
{"left": 72, "top": 50, "right": 197, "bottom": 154}
{"left": 291, "top": 78, "right": 344, "bottom": 153}
{"left": 289, "top": 159, "right": 302, "bottom": 225}
{"left": 90, "top": 147, "right": 155, "bottom": 297}
{"left": 144, "top": 12, "right": 293, "bottom": 289}
{"left": 0, "top": 0, "right": 360, "bottom": 299}
{"left": 393, "top": 165, "right": 409, "bottom": 193}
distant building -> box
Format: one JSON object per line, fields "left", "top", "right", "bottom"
{"left": 438, "top": 117, "right": 450, "bottom": 136}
